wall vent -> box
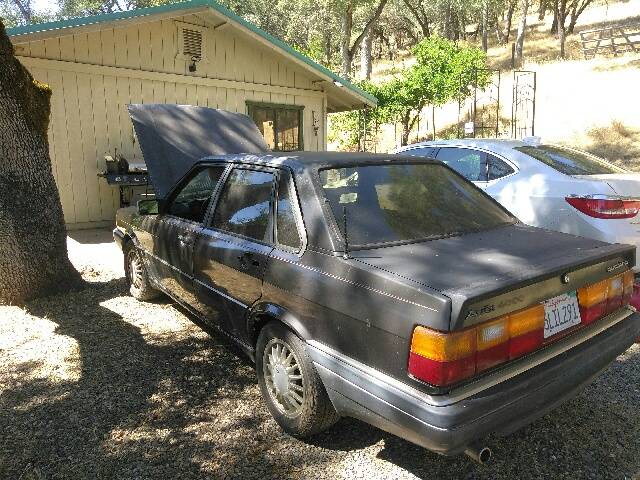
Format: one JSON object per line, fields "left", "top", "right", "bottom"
{"left": 182, "top": 28, "right": 203, "bottom": 60}
{"left": 176, "top": 22, "right": 207, "bottom": 63}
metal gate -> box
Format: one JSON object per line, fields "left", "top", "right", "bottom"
{"left": 458, "top": 68, "right": 501, "bottom": 138}
{"left": 511, "top": 70, "right": 537, "bottom": 138}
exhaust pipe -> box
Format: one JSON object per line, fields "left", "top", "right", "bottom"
{"left": 464, "top": 443, "right": 492, "bottom": 464}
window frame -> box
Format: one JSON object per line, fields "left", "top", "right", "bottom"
{"left": 273, "top": 169, "right": 307, "bottom": 255}
{"left": 206, "top": 165, "right": 279, "bottom": 245}
{"left": 163, "top": 164, "right": 228, "bottom": 225}
{"left": 246, "top": 101, "right": 304, "bottom": 152}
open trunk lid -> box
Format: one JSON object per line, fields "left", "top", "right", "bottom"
{"left": 352, "top": 224, "right": 636, "bottom": 330}
{"left": 128, "top": 104, "right": 269, "bottom": 199}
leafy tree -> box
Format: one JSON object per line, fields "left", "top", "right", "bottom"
{"left": 332, "top": 36, "right": 488, "bottom": 149}
{"left": 0, "top": 20, "right": 81, "bottom": 304}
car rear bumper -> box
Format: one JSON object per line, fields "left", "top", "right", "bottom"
{"left": 308, "top": 308, "right": 640, "bottom": 456}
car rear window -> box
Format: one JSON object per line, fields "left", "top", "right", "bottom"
{"left": 319, "top": 163, "right": 515, "bottom": 247}
{"left": 515, "top": 145, "right": 624, "bottom": 175}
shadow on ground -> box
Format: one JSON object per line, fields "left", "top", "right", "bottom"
{"left": 1, "top": 278, "right": 639, "bottom": 479}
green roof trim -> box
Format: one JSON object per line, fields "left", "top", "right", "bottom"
{"left": 7, "top": 0, "right": 377, "bottom": 106}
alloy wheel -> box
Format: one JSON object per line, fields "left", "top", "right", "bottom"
{"left": 263, "top": 338, "right": 305, "bottom": 417}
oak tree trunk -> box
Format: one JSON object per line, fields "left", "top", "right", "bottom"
{"left": 515, "top": 0, "right": 530, "bottom": 63}
{"left": 481, "top": 0, "right": 489, "bottom": 52}
{"left": 360, "top": 29, "right": 373, "bottom": 80}
{"left": 341, "top": 2, "right": 354, "bottom": 78}
{"left": 0, "top": 21, "right": 81, "bottom": 305}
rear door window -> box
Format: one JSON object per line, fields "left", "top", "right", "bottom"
{"left": 436, "top": 147, "right": 487, "bottom": 181}
{"left": 487, "top": 155, "right": 515, "bottom": 180}
{"left": 515, "top": 145, "right": 624, "bottom": 175}
{"left": 212, "top": 168, "right": 275, "bottom": 242}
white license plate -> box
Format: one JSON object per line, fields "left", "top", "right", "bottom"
{"left": 543, "top": 291, "right": 582, "bottom": 339}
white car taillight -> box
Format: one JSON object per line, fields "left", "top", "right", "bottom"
{"left": 565, "top": 195, "right": 640, "bottom": 219}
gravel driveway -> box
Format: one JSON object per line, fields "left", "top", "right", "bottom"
{"left": 1, "top": 230, "right": 639, "bottom": 479}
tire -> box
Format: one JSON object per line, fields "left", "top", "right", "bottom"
{"left": 256, "top": 321, "right": 339, "bottom": 437}
{"left": 124, "top": 244, "right": 161, "bottom": 301}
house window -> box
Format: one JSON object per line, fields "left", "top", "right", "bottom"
{"left": 247, "top": 103, "right": 303, "bottom": 152}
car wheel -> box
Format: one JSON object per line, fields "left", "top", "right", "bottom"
{"left": 256, "top": 321, "right": 339, "bottom": 437}
{"left": 124, "top": 245, "right": 161, "bottom": 301}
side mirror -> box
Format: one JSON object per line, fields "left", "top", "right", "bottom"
{"left": 137, "top": 199, "right": 159, "bottom": 215}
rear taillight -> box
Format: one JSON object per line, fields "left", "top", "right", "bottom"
{"left": 409, "top": 271, "right": 634, "bottom": 387}
{"left": 565, "top": 196, "right": 640, "bottom": 219}
{"left": 577, "top": 270, "right": 634, "bottom": 323}
{"left": 408, "top": 304, "right": 544, "bottom": 387}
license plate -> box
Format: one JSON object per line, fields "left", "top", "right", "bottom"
{"left": 543, "top": 291, "right": 582, "bottom": 339}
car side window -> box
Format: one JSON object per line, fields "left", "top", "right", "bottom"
{"left": 275, "top": 172, "right": 303, "bottom": 251}
{"left": 168, "top": 166, "right": 225, "bottom": 223}
{"left": 436, "top": 147, "right": 487, "bottom": 182}
{"left": 212, "top": 168, "right": 275, "bottom": 242}
{"left": 487, "top": 154, "right": 515, "bottom": 180}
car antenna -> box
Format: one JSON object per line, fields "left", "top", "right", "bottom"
{"left": 342, "top": 205, "right": 350, "bottom": 259}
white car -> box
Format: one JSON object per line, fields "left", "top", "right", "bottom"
{"left": 394, "top": 138, "right": 640, "bottom": 272}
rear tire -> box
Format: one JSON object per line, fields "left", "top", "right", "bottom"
{"left": 256, "top": 321, "right": 339, "bottom": 437}
{"left": 124, "top": 245, "right": 161, "bottom": 301}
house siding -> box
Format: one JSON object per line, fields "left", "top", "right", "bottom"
{"left": 13, "top": 13, "right": 328, "bottom": 228}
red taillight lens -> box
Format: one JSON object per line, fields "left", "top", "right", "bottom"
{"left": 577, "top": 271, "right": 634, "bottom": 324}
{"left": 408, "top": 305, "right": 544, "bottom": 387}
{"left": 565, "top": 196, "right": 640, "bottom": 219}
{"left": 631, "top": 282, "right": 640, "bottom": 310}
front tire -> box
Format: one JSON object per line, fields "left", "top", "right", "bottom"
{"left": 124, "top": 245, "right": 161, "bottom": 301}
{"left": 256, "top": 322, "right": 339, "bottom": 437}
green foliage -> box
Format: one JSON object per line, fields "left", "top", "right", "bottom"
{"left": 331, "top": 36, "right": 488, "bottom": 149}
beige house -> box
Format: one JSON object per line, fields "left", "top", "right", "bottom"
{"left": 8, "top": 0, "right": 375, "bottom": 230}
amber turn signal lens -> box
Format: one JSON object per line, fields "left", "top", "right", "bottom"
{"left": 577, "top": 279, "right": 608, "bottom": 308}
{"left": 410, "top": 326, "right": 475, "bottom": 362}
{"left": 508, "top": 304, "right": 545, "bottom": 337}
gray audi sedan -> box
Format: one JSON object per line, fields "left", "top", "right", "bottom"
{"left": 114, "top": 105, "right": 639, "bottom": 463}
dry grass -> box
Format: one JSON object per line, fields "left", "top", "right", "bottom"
{"left": 577, "top": 120, "right": 640, "bottom": 171}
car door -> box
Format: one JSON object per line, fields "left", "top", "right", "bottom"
{"left": 193, "top": 166, "right": 277, "bottom": 341}
{"left": 435, "top": 147, "right": 488, "bottom": 188}
{"left": 150, "top": 166, "right": 226, "bottom": 305}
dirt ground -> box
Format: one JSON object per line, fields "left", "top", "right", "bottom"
{"left": 1, "top": 230, "right": 639, "bottom": 479}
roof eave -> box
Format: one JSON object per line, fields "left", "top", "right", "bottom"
{"left": 7, "top": 0, "right": 377, "bottom": 111}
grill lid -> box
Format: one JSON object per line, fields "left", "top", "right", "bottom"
{"left": 128, "top": 104, "right": 269, "bottom": 199}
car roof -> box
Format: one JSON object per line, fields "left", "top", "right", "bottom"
{"left": 396, "top": 138, "right": 529, "bottom": 155}
{"left": 199, "top": 151, "right": 440, "bottom": 171}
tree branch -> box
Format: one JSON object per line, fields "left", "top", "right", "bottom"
{"left": 11, "top": 0, "right": 31, "bottom": 23}
{"left": 348, "top": 0, "right": 389, "bottom": 57}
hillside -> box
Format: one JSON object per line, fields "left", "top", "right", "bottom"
{"left": 347, "top": 0, "right": 640, "bottom": 172}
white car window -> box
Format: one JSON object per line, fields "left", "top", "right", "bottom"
{"left": 487, "top": 155, "right": 515, "bottom": 180}
{"left": 436, "top": 148, "right": 487, "bottom": 182}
